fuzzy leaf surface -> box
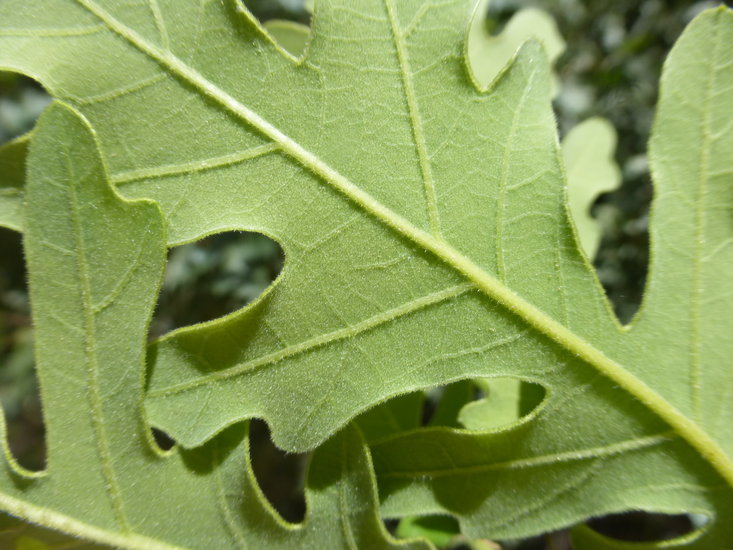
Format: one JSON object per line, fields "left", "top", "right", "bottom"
{"left": 0, "top": 102, "right": 426, "bottom": 550}
{"left": 0, "top": 1, "right": 732, "bottom": 546}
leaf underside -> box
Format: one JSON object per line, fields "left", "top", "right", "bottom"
{"left": 0, "top": 1, "right": 731, "bottom": 548}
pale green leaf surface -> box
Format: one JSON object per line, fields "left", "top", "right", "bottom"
{"left": 562, "top": 117, "right": 622, "bottom": 259}
{"left": 370, "top": 8, "right": 733, "bottom": 545}
{"left": 457, "top": 378, "right": 523, "bottom": 431}
{"left": 0, "top": 133, "right": 28, "bottom": 231}
{"left": 263, "top": 19, "right": 310, "bottom": 58}
{"left": 0, "top": 102, "right": 427, "bottom": 550}
{"left": 395, "top": 516, "right": 458, "bottom": 548}
{"left": 0, "top": 1, "right": 732, "bottom": 546}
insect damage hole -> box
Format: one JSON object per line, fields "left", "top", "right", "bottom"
{"left": 0, "top": 72, "right": 51, "bottom": 143}
{"left": 393, "top": 515, "right": 462, "bottom": 548}
{"left": 149, "top": 426, "right": 176, "bottom": 453}
{"left": 150, "top": 231, "right": 284, "bottom": 339}
{"left": 249, "top": 418, "right": 309, "bottom": 524}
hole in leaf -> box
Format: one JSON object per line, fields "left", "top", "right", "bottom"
{"left": 421, "top": 380, "right": 475, "bottom": 428}
{"left": 242, "top": 0, "right": 312, "bottom": 58}
{"left": 592, "top": 189, "right": 650, "bottom": 325}
{"left": 482, "top": 1, "right": 519, "bottom": 37}
{"left": 418, "top": 378, "right": 546, "bottom": 432}
{"left": 393, "top": 515, "right": 508, "bottom": 550}
{"left": 395, "top": 515, "right": 460, "bottom": 548}
{"left": 150, "top": 426, "right": 176, "bottom": 452}
{"left": 458, "top": 378, "right": 545, "bottom": 432}
{"left": 150, "top": 231, "right": 284, "bottom": 339}
{"left": 587, "top": 511, "right": 697, "bottom": 543}
{"left": 0, "top": 73, "right": 50, "bottom": 472}
{"left": 383, "top": 518, "right": 399, "bottom": 535}
{"left": 0, "top": 226, "right": 46, "bottom": 472}
{"left": 495, "top": 533, "right": 546, "bottom": 550}
{"left": 249, "top": 418, "right": 308, "bottom": 524}
{"left": 0, "top": 72, "right": 51, "bottom": 143}
{"left": 242, "top": 0, "right": 312, "bottom": 26}
{"left": 546, "top": 1, "right": 682, "bottom": 325}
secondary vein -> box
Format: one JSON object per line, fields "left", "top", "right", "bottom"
{"left": 112, "top": 143, "right": 280, "bottom": 185}
{"left": 384, "top": 0, "right": 442, "bottom": 237}
{"left": 377, "top": 431, "right": 676, "bottom": 478}
{"left": 149, "top": 283, "right": 474, "bottom": 397}
{"left": 67, "top": 158, "right": 129, "bottom": 531}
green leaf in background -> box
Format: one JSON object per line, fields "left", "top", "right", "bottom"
{"left": 457, "top": 377, "right": 542, "bottom": 432}
{"left": 0, "top": 133, "right": 27, "bottom": 231}
{"left": 467, "top": 0, "right": 565, "bottom": 95}
{"left": 0, "top": 101, "right": 425, "bottom": 550}
{"left": 0, "top": 1, "right": 731, "bottom": 548}
{"left": 395, "top": 516, "right": 460, "bottom": 548}
{"left": 263, "top": 19, "right": 311, "bottom": 58}
{"left": 563, "top": 118, "right": 622, "bottom": 259}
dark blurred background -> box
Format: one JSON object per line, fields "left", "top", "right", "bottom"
{"left": 0, "top": 0, "right": 725, "bottom": 547}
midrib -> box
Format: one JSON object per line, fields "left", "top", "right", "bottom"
{"left": 75, "top": 0, "right": 733, "bottom": 490}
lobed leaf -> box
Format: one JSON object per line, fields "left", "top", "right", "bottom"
{"left": 0, "top": 101, "right": 424, "bottom": 549}
{"left": 0, "top": 1, "right": 731, "bottom": 547}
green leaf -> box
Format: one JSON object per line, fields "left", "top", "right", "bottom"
{"left": 0, "top": 101, "right": 425, "bottom": 549}
{"left": 371, "top": 7, "right": 733, "bottom": 545}
{"left": 458, "top": 378, "right": 523, "bottom": 431}
{"left": 563, "top": 117, "right": 622, "bottom": 259}
{"left": 467, "top": 0, "right": 565, "bottom": 95}
{"left": 395, "top": 516, "right": 459, "bottom": 548}
{"left": 357, "top": 391, "right": 424, "bottom": 445}
{"left": 263, "top": 19, "right": 310, "bottom": 58}
{"left": 0, "top": 1, "right": 732, "bottom": 547}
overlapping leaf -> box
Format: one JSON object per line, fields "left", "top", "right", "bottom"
{"left": 0, "top": 1, "right": 731, "bottom": 547}
{"left": 0, "top": 102, "right": 426, "bottom": 549}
